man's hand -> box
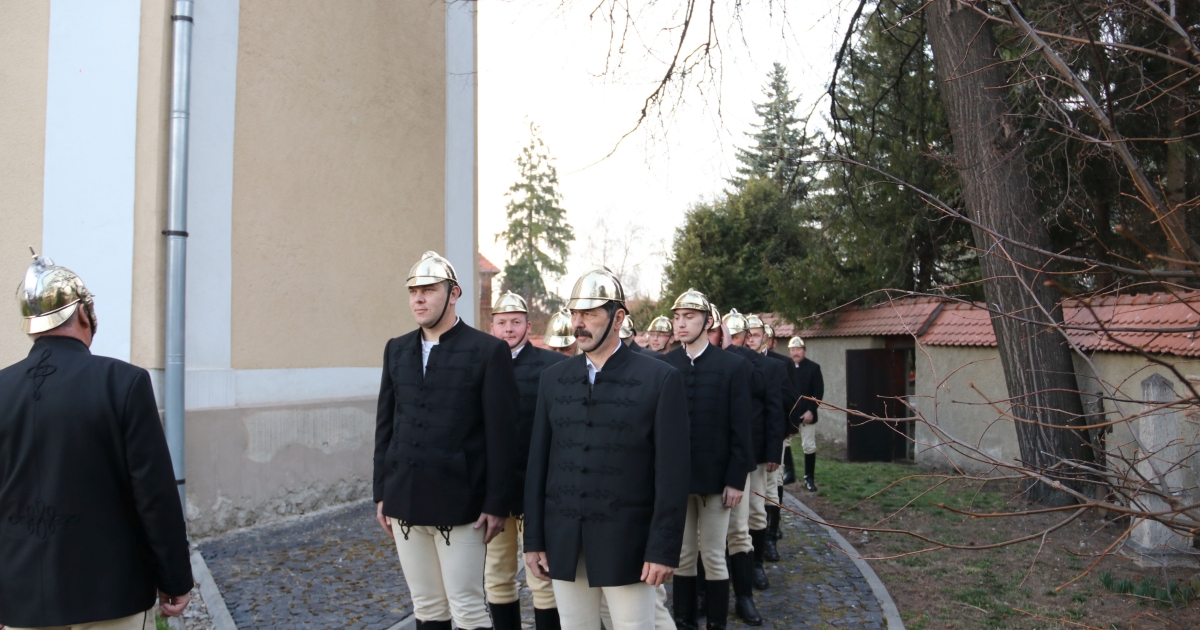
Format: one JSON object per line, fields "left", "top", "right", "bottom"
{"left": 641, "top": 562, "right": 674, "bottom": 586}
{"left": 766, "top": 463, "right": 779, "bottom": 473}
{"left": 475, "top": 512, "right": 506, "bottom": 544}
{"left": 159, "top": 590, "right": 191, "bottom": 617}
{"left": 376, "top": 501, "right": 393, "bottom": 536}
{"left": 722, "top": 486, "right": 744, "bottom": 508}
{"left": 525, "top": 551, "right": 551, "bottom": 581}
{"left": 802, "top": 410, "right": 814, "bottom": 424}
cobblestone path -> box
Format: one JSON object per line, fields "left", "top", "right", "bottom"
{"left": 199, "top": 491, "right": 889, "bottom": 629}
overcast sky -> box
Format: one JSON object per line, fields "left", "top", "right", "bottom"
{"left": 477, "top": 0, "right": 855, "bottom": 301}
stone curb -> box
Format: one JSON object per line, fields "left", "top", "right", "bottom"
{"left": 782, "top": 492, "right": 906, "bottom": 630}
{"left": 190, "top": 549, "right": 239, "bottom": 630}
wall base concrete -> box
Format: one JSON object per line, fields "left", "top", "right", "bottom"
{"left": 184, "top": 397, "right": 375, "bottom": 538}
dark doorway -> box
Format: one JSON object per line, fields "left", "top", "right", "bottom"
{"left": 845, "top": 348, "right": 911, "bottom": 462}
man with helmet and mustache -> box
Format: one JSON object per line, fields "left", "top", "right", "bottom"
{"left": 374, "top": 251, "right": 519, "bottom": 630}
{"left": 523, "top": 268, "right": 689, "bottom": 630}
{"left": 486, "top": 291, "right": 567, "bottom": 630}
{"left": 656, "top": 290, "right": 753, "bottom": 630}
{"left": 0, "top": 251, "right": 192, "bottom": 630}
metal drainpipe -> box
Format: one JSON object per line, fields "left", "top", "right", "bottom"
{"left": 165, "top": 0, "right": 194, "bottom": 509}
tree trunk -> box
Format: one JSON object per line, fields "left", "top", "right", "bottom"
{"left": 1165, "top": 2, "right": 1192, "bottom": 269}
{"left": 926, "top": 0, "right": 1091, "bottom": 505}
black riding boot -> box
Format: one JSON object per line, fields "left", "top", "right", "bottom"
{"left": 673, "top": 575, "right": 700, "bottom": 630}
{"left": 749, "top": 529, "right": 770, "bottom": 590}
{"left": 696, "top": 557, "right": 707, "bottom": 618}
{"left": 533, "top": 608, "right": 562, "bottom": 630}
{"left": 764, "top": 507, "right": 781, "bottom": 560}
{"left": 805, "top": 453, "right": 818, "bottom": 492}
{"left": 489, "top": 601, "right": 521, "bottom": 630}
{"left": 705, "top": 579, "right": 730, "bottom": 630}
{"left": 728, "top": 552, "right": 763, "bottom": 626}
{"left": 416, "top": 621, "right": 453, "bottom": 630}
{"left": 782, "top": 445, "right": 797, "bottom": 485}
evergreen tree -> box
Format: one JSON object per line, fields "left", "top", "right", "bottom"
{"left": 497, "top": 124, "right": 574, "bottom": 314}
{"left": 730, "top": 62, "right": 813, "bottom": 202}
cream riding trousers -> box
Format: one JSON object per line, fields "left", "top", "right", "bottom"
{"left": 747, "top": 464, "right": 770, "bottom": 531}
{"left": 725, "top": 472, "right": 753, "bottom": 555}
{"left": 800, "top": 423, "right": 818, "bottom": 455}
{"left": 485, "top": 515, "right": 556, "bottom": 609}
{"left": 391, "top": 518, "right": 490, "bottom": 628}
{"left": 677, "top": 494, "right": 732, "bottom": 579}
{"left": 7, "top": 610, "right": 154, "bottom": 630}
{"left": 554, "top": 553, "right": 656, "bottom": 630}
{"left": 600, "top": 584, "right": 675, "bottom": 630}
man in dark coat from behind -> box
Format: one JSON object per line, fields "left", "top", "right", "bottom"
{"left": 0, "top": 253, "right": 192, "bottom": 630}
{"left": 746, "top": 318, "right": 798, "bottom": 561}
{"left": 484, "top": 291, "right": 566, "bottom": 630}
{"left": 788, "top": 337, "right": 825, "bottom": 492}
{"left": 524, "top": 268, "right": 690, "bottom": 630}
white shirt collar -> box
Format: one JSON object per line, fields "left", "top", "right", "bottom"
{"left": 511, "top": 342, "right": 527, "bottom": 360}
{"left": 584, "top": 342, "right": 621, "bottom": 384}
{"left": 685, "top": 339, "right": 710, "bottom": 365}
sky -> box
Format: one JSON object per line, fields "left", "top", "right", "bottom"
{"left": 477, "top": 0, "right": 857, "bottom": 301}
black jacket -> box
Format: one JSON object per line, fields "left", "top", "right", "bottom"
{"left": 374, "top": 320, "right": 519, "bottom": 526}
{"left": 726, "top": 345, "right": 785, "bottom": 465}
{"left": 659, "top": 345, "right": 754, "bottom": 494}
{"left": 791, "top": 358, "right": 825, "bottom": 425}
{"left": 510, "top": 343, "right": 567, "bottom": 515}
{"left": 764, "top": 350, "right": 801, "bottom": 435}
{"left": 524, "top": 343, "right": 690, "bottom": 586}
{"left": 0, "top": 337, "right": 192, "bottom": 628}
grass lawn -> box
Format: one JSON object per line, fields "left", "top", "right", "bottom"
{"left": 789, "top": 438, "right": 1200, "bottom": 629}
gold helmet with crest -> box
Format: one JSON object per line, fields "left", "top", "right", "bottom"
{"left": 406, "top": 251, "right": 458, "bottom": 288}
{"left": 17, "top": 249, "right": 97, "bottom": 334}
{"left": 566, "top": 268, "right": 625, "bottom": 310}
{"left": 647, "top": 315, "right": 673, "bottom": 334}
{"left": 492, "top": 291, "right": 528, "bottom": 315}
{"left": 544, "top": 309, "right": 576, "bottom": 348}
{"left": 722, "top": 308, "right": 749, "bottom": 335}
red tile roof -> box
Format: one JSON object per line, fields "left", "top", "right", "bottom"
{"left": 479, "top": 254, "right": 500, "bottom": 274}
{"left": 919, "top": 301, "right": 995, "bottom": 347}
{"left": 787, "top": 297, "right": 944, "bottom": 339}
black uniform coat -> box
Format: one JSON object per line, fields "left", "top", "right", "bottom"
{"left": 726, "top": 345, "right": 785, "bottom": 466}
{"left": 510, "top": 343, "right": 567, "bottom": 515}
{"left": 0, "top": 337, "right": 192, "bottom": 628}
{"left": 523, "top": 342, "right": 690, "bottom": 587}
{"left": 374, "top": 320, "right": 518, "bottom": 526}
{"left": 764, "top": 350, "right": 801, "bottom": 435}
{"left": 659, "top": 344, "right": 754, "bottom": 494}
{"left": 791, "top": 358, "right": 825, "bottom": 425}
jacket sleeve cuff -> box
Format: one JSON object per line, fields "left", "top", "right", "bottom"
{"left": 725, "top": 467, "right": 748, "bottom": 490}
{"left": 643, "top": 551, "right": 680, "bottom": 568}
{"left": 482, "top": 495, "right": 508, "bottom": 517}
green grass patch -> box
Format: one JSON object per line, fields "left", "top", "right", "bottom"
{"left": 1099, "top": 570, "right": 1199, "bottom": 607}
{"left": 156, "top": 616, "right": 171, "bottom": 630}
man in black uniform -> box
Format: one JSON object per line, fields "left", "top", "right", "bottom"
{"left": 722, "top": 310, "right": 784, "bottom": 592}
{"left": 658, "top": 290, "right": 753, "bottom": 630}
{"left": 374, "top": 251, "right": 518, "bottom": 630}
{"left": 524, "top": 268, "right": 689, "bottom": 630}
{"left": 486, "top": 292, "right": 566, "bottom": 630}
{"left": 789, "top": 337, "right": 825, "bottom": 492}
{"left": 0, "top": 253, "right": 193, "bottom": 630}
{"left": 645, "top": 316, "right": 674, "bottom": 354}
{"left": 619, "top": 316, "right": 645, "bottom": 353}
{"left": 746, "top": 317, "right": 798, "bottom": 561}
{"left": 545, "top": 310, "right": 578, "bottom": 358}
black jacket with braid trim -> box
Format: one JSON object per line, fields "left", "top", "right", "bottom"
{"left": 510, "top": 343, "right": 567, "bottom": 515}
{"left": 524, "top": 342, "right": 690, "bottom": 586}
{"left": 764, "top": 349, "right": 802, "bottom": 436}
{"left": 726, "top": 344, "right": 785, "bottom": 466}
{"left": 374, "top": 319, "right": 518, "bottom": 526}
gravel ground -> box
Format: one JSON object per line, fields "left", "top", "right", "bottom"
{"left": 196, "top": 492, "right": 887, "bottom": 629}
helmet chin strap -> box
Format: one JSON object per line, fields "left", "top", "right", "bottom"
{"left": 590, "top": 303, "right": 620, "bottom": 352}
{"left": 426, "top": 282, "right": 457, "bottom": 330}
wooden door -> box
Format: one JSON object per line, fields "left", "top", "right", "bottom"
{"left": 845, "top": 348, "right": 907, "bottom": 462}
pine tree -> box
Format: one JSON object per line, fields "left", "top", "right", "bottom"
{"left": 730, "top": 62, "right": 812, "bottom": 202}
{"left": 497, "top": 124, "right": 574, "bottom": 314}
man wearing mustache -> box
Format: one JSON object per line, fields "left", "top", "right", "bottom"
{"left": 374, "top": 251, "right": 518, "bottom": 630}
{"left": 523, "top": 268, "right": 689, "bottom": 630}
{"left": 486, "top": 292, "right": 567, "bottom": 630}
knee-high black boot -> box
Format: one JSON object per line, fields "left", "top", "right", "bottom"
{"left": 705, "top": 579, "right": 730, "bottom": 630}
{"left": 804, "top": 453, "right": 818, "bottom": 492}
{"left": 764, "top": 506, "right": 781, "bottom": 560}
{"left": 728, "top": 552, "right": 763, "bottom": 626}
{"left": 533, "top": 608, "right": 561, "bottom": 630}
{"left": 749, "top": 529, "right": 770, "bottom": 590}
{"left": 782, "top": 445, "right": 796, "bottom": 485}
{"left": 673, "top": 575, "right": 699, "bottom": 630}
{"left": 488, "top": 601, "right": 521, "bottom": 630}
{"left": 416, "top": 621, "right": 453, "bottom": 630}
{"left": 696, "top": 556, "right": 707, "bottom": 618}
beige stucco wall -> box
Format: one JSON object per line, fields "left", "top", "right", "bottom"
{"left": 230, "top": 0, "right": 447, "bottom": 370}
{"left": 185, "top": 397, "right": 375, "bottom": 537}
{"left": 129, "top": 0, "right": 173, "bottom": 369}
{"left": 802, "top": 336, "right": 886, "bottom": 446}
{"left": 0, "top": 1, "right": 49, "bottom": 367}
{"left": 912, "top": 344, "right": 1017, "bottom": 472}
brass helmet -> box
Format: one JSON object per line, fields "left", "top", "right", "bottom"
{"left": 406, "top": 251, "right": 458, "bottom": 288}
{"left": 647, "top": 315, "right": 673, "bottom": 334}
{"left": 745, "top": 313, "right": 765, "bottom": 331}
{"left": 619, "top": 316, "right": 636, "bottom": 339}
{"left": 545, "top": 309, "right": 576, "bottom": 348}
{"left": 17, "top": 250, "right": 96, "bottom": 334}
{"left": 671, "top": 288, "right": 710, "bottom": 314}
{"left": 492, "top": 291, "right": 527, "bottom": 315}
{"left": 723, "top": 308, "right": 749, "bottom": 335}
{"left": 566, "top": 268, "right": 625, "bottom": 310}
{"left": 708, "top": 303, "right": 721, "bottom": 331}
{"left": 764, "top": 322, "right": 775, "bottom": 338}
{"left": 788, "top": 336, "right": 806, "bottom": 349}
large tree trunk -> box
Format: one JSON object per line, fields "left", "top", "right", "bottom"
{"left": 925, "top": 0, "right": 1091, "bottom": 505}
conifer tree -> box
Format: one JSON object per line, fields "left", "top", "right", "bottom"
{"left": 730, "top": 62, "right": 812, "bottom": 202}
